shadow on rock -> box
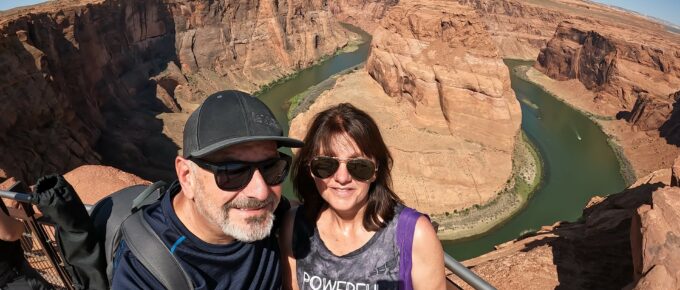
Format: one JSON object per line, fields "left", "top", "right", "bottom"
{"left": 660, "top": 91, "right": 680, "bottom": 147}
{"left": 543, "top": 182, "right": 664, "bottom": 290}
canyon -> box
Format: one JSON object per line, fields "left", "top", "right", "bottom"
{"left": 532, "top": 18, "right": 680, "bottom": 179}
{"left": 290, "top": 0, "right": 522, "bottom": 214}
{"left": 2, "top": 0, "right": 680, "bottom": 288}
{"left": 438, "top": 0, "right": 680, "bottom": 288}
{"left": 0, "top": 0, "right": 357, "bottom": 184}
{"left": 449, "top": 0, "right": 680, "bottom": 180}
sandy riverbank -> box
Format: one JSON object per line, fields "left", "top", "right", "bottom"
{"left": 518, "top": 64, "right": 680, "bottom": 184}
{"left": 433, "top": 131, "right": 542, "bottom": 240}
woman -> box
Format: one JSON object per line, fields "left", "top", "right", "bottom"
{"left": 280, "top": 103, "right": 445, "bottom": 290}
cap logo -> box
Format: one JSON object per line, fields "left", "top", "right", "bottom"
{"left": 251, "top": 112, "right": 278, "bottom": 129}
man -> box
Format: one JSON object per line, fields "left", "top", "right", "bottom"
{"left": 0, "top": 198, "right": 52, "bottom": 290}
{"left": 112, "top": 90, "right": 303, "bottom": 289}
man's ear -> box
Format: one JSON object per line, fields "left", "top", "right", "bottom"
{"left": 176, "top": 156, "right": 196, "bottom": 200}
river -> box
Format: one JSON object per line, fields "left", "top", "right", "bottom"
{"left": 441, "top": 59, "right": 626, "bottom": 260}
{"left": 258, "top": 26, "right": 626, "bottom": 261}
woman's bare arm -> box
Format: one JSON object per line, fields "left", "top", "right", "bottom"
{"left": 411, "top": 216, "right": 446, "bottom": 290}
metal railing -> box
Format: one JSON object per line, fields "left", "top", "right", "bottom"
{"left": 1, "top": 181, "right": 74, "bottom": 290}
{"left": 444, "top": 253, "right": 496, "bottom": 290}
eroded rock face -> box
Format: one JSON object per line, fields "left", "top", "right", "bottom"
{"left": 628, "top": 93, "right": 675, "bottom": 131}
{"left": 673, "top": 156, "right": 680, "bottom": 187}
{"left": 631, "top": 186, "right": 680, "bottom": 290}
{"left": 659, "top": 90, "right": 680, "bottom": 146}
{"left": 0, "top": 0, "right": 355, "bottom": 184}
{"left": 291, "top": 0, "right": 521, "bottom": 214}
{"left": 454, "top": 0, "right": 673, "bottom": 61}
{"left": 454, "top": 0, "right": 567, "bottom": 59}
{"left": 535, "top": 21, "right": 680, "bottom": 114}
{"left": 367, "top": 1, "right": 522, "bottom": 153}
{"left": 328, "top": 0, "right": 397, "bottom": 33}
{"left": 170, "top": 0, "right": 358, "bottom": 94}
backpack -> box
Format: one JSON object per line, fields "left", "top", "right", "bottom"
{"left": 89, "top": 180, "right": 193, "bottom": 290}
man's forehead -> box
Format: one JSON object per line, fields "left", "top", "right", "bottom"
{"left": 204, "top": 141, "right": 278, "bottom": 161}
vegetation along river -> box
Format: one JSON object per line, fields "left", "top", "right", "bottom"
{"left": 257, "top": 25, "right": 626, "bottom": 261}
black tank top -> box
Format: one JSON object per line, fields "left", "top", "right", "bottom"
{"left": 0, "top": 203, "right": 25, "bottom": 284}
{"left": 292, "top": 205, "right": 404, "bottom": 290}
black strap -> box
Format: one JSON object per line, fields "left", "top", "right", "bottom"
{"left": 131, "top": 181, "right": 167, "bottom": 211}
{"left": 121, "top": 211, "right": 193, "bottom": 290}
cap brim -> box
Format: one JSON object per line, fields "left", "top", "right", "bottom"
{"left": 187, "top": 136, "right": 304, "bottom": 158}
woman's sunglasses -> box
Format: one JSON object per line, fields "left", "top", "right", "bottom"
{"left": 309, "top": 156, "right": 377, "bottom": 181}
{"left": 190, "top": 153, "right": 292, "bottom": 191}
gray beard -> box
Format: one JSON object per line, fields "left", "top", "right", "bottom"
{"left": 193, "top": 181, "right": 276, "bottom": 242}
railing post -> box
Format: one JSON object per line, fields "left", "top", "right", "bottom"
{"left": 444, "top": 253, "right": 497, "bottom": 290}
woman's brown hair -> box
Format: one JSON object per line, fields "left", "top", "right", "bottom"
{"left": 291, "top": 103, "right": 403, "bottom": 231}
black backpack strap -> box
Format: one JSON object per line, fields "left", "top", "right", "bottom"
{"left": 121, "top": 210, "right": 193, "bottom": 290}
{"left": 131, "top": 181, "right": 167, "bottom": 211}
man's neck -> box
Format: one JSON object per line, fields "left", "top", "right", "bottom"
{"left": 173, "top": 191, "right": 236, "bottom": 245}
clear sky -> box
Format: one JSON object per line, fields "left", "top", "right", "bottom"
{"left": 1, "top": 0, "right": 679, "bottom": 27}
{"left": 592, "top": 0, "right": 680, "bottom": 26}
{"left": 0, "top": 0, "right": 46, "bottom": 11}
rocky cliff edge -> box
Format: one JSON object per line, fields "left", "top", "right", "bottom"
{"left": 450, "top": 156, "right": 680, "bottom": 290}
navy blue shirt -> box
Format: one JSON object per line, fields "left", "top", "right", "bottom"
{"left": 111, "top": 184, "right": 284, "bottom": 290}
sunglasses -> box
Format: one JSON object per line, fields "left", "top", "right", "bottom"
{"left": 190, "top": 153, "right": 291, "bottom": 191}
{"left": 309, "top": 156, "right": 377, "bottom": 181}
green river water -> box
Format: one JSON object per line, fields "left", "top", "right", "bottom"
{"left": 258, "top": 26, "right": 626, "bottom": 261}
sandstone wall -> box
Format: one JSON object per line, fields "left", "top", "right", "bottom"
{"left": 366, "top": 1, "right": 522, "bottom": 149}
{"left": 660, "top": 90, "right": 680, "bottom": 145}
{"left": 0, "top": 0, "right": 355, "bottom": 184}
{"left": 631, "top": 186, "right": 680, "bottom": 289}
{"left": 454, "top": 0, "right": 672, "bottom": 61}
{"left": 291, "top": 0, "right": 521, "bottom": 214}
{"left": 327, "top": 0, "right": 397, "bottom": 34}
{"left": 536, "top": 21, "right": 680, "bottom": 113}
{"left": 454, "top": 0, "right": 566, "bottom": 59}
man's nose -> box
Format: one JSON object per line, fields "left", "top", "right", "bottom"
{"left": 242, "top": 169, "right": 271, "bottom": 200}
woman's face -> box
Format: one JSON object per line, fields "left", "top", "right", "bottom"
{"left": 312, "top": 133, "right": 375, "bottom": 214}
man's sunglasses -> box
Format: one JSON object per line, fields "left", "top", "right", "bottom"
{"left": 309, "top": 156, "right": 377, "bottom": 181}
{"left": 190, "top": 153, "right": 292, "bottom": 191}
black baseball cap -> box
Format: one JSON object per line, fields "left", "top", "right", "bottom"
{"left": 183, "top": 90, "right": 304, "bottom": 158}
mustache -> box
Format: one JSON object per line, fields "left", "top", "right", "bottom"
{"left": 223, "top": 194, "right": 276, "bottom": 210}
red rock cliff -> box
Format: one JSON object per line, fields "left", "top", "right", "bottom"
{"left": 0, "top": 0, "right": 356, "bottom": 184}
{"left": 454, "top": 0, "right": 671, "bottom": 60}
{"left": 536, "top": 21, "right": 680, "bottom": 112}
{"left": 532, "top": 20, "right": 680, "bottom": 177}
{"left": 327, "top": 0, "right": 396, "bottom": 33}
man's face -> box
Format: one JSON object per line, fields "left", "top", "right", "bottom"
{"left": 189, "top": 141, "right": 282, "bottom": 242}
